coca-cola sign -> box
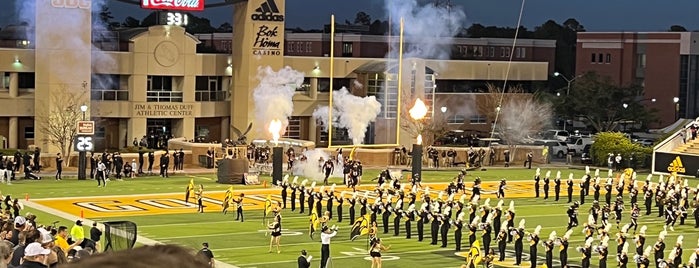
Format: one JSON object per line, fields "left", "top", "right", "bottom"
{"left": 141, "top": 0, "right": 204, "bottom": 11}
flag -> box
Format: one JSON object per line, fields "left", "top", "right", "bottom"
{"left": 465, "top": 240, "right": 482, "bottom": 265}
{"left": 309, "top": 205, "right": 319, "bottom": 234}
{"left": 263, "top": 195, "right": 273, "bottom": 222}
{"left": 349, "top": 214, "right": 370, "bottom": 241}
{"left": 349, "top": 147, "right": 358, "bottom": 160}
{"left": 223, "top": 186, "right": 233, "bottom": 206}
{"left": 184, "top": 179, "right": 194, "bottom": 203}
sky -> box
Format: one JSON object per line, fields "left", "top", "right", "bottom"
{"left": 3, "top": 0, "right": 699, "bottom": 32}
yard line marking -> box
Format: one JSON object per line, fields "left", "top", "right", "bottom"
{"left": 187, "top": 175, "right": 213, "bottom": 181}
{"left": 239, "top": 247, "right": 452, "bottom": 266}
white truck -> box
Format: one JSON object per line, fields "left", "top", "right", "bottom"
{"left": 566, "top": 137, "right": 593, "bottom": 156}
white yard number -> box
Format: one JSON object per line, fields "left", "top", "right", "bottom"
{"left": 167, "top": 12, "right": 188, "bottom": 26}
{"left": 76, "top": 136, "right": 93, "bottom": 151}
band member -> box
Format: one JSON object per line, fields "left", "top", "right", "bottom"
{"left": 481, "top": 216, "right": 492, "bottom": 254}
{"left": 299, "top": 180, "right": 307, "bottom": 214}
{"left": 617, "top": 224, "right": 630, "bottom": 260}
{"left": 418, "top": 203, "right": 428, "bottom": 242}
{"left": 506, "top": 201, "right": 516, "bottom": 243}
{"left": 492, "top": 200, "right": 503, "bottom": 236}
{"left": 454, "top": 212, "right": 464, "bottom": 251}
{"left": 404, "top": 204, "right": 416, "bottom": 239}
{"left": 430, "top": 207, "right": 440, "bottom": 245}
{"left": 558, "top": 229, "right": 573, "bottom": 267}
{"left": 440, "top": 207, "right": 451, "bottom": 248}
{"left": 669, "top": 235, "right": 683, "bottom": 268}
{"left": 347, "top": 192, "right": 357, "bottom": 224}
{"left": 393, "top": 203, "right": 402, "bottom": 237}
{"left": 534, "top": 171, "right": 551, "bottom": 198}
{"left": 55, "top": 153, "right": 63, "bottom": 181}
{"left": 307, "top": 183, "right": 316, "bottom": 216}
{"left": 382, "top": 198, "right": 392, "bottom": 234}
{"left": 467, "top": 216, "right": 478, "bottom": 248}
{"left": 512, "top": 219, "right": 525, "bottom": 265}
{"left": 554, "top": 173, "right": 561, "bottom": 201}
{"left": 635, "top": 226, "right": 647, "bottom": 256}
{"left": 594, "top": 178, "right": 602, "bottom": 202}
{"left": 630, "top": 204, "right": 640, "bottom": 232}
{"left": 567, "top": 175, "right": 574, "bottom": 203}
{"left": 281, "top": 176, "right": 289, "bottom": 209}
{"left": 580, "top": 180, "right": 586, "bottom": 205}
{"left": 654, "top": 229, "right": 667, "bottom": 267}
{"left": 543, "top": 172, "right": 552, "bottom": 200}
{"left": 618, "top": 243, "right": 629, "bottom": 268}
{"left": 326, "top": 185, "right": 335, "bottom": 219}
{"left": 235, "top": 193, "right": 245, "bottom": 222}
{"left": 598, "top": 237, "right": 609, "bottom": 268}
{"left": 496, "top": 222, "right": 507, "bottom": 261}
{"left": 290, "top": 177, "right": 298, "bottom": 211}
{"left": 605, "top": 178, "right": 613, "bottom": 205}
{"left": 579, "top": 237, "right": 594, "bottom": 268}
{"left": 543, "top": 231, "right": 556, "bottom": 268}
{"left": 528, "top": 225, "right": 541, "bottom": 268}
{"left": 335, "top": 191, "right": 344, "bottom": 223}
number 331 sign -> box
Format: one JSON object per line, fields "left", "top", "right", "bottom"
{"left": 74, "top": 136, "right": 94, "bottom": 152}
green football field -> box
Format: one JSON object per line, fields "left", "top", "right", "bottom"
{"left": 6, "top": 167, "right": 697, "bottom": 268}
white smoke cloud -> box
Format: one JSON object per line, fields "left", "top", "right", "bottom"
{"left": 497, "top": 98, "right": 552, "bottom": 145}
{"left": 291, "top": 149, "right": 343, "bottom": 181}
{"left": 17, "top": 0, "right": 115, "bottom": 85}
{"left": 385, "top": 0, "right": 466, "bottom": 59}
{"left": 253, "top": 66, "right": 304, "bottom": 139}
{"left": 313, "top": 87, "right": 382, "bottom": 145}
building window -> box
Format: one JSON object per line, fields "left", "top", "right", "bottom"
{"left": 283, "top": 117, "right": 301, "bottom": 139}
{"left": 147, "top": 76, "right": 173, "bottom": 91}
{"left": 195, "top": 76, "right": 227, "bottom": 101}
{"left": 24, "top": 127, "right": 34, "bottom": 139}
{"left": 598, "top": 53, "right": 603, "bottom": 63}
{"left": 516, "top": 47, "right": 526, "bottom": 58}
{"left": 638, "top": 54, "right": 646, "bottom": 68}
{"left": 342, "top": 42, "right": 353, "bottom": 57}
{"left": 591, "top": 53, "right": 596, "bottom": 63}
{"left": 1, "top": 73, "right": 8, "bottom": 89}
{"left": 447, "top": 114, "right": 466, "bottom": 124}
{"left": 488, "top": 47, "right": 495, "bottom": 57}
{"left": 318, "top": 78, "right": 350, "bottom": 92}
{"left": 605, "top": 54, "right": 611, "bottom": 63}
{"left": 470, "top": 115, "right": 487, "bottom": 124}
{"left": 18, "top": 73, "right": 35, "bottom": 89}
{"left": 297, "top": 78, "right": 311, "bottom": 92}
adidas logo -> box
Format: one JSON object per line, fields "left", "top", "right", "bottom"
{"left": 251, "top": 0, "right": 285, "bottom": 22}
{"left": 667, "top": 156, "right": 686, "bottom": 173}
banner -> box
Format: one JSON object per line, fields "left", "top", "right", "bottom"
{"left": 653, "top": 152, "right": 699, "bottom": 176}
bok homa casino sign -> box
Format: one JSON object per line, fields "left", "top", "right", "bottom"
{"left": 250, "top": 0, "right": 284, "bottom": 56}
{"left": 141, "top": 0, "right": 205, "bottom": 11}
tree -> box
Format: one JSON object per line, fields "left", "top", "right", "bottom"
{"left": 354, "top": 12, "right": 372, "bottom": 26}
{"left": 564, "top": 72, "right": 656, "bottom": 132}
{"left": 37, "top": 85, "right": 88, "bottom": 167}
{"left": 122, "top": 16, "right": 141, "bottom": 28}
{"left": 669, "top": 25, "right": 687, "bottom": 32}
{"left": 216, "top": 22, "right": 233, "bottom": 33}
{"left": 563, "top": 18, "right": 585, "bottom": 32}
{"left": 97, "top": 5, "right": 116, "bottom": 30}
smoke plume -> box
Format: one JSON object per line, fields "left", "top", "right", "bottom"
{"left": 253, "top": 66, "right": 304, "bottom": 139}
{"left": 385, "top": 0, "right": 466, "bottom": 59}
{"left": 497, "top": 98, "right": 552, "bottom": 145}
{"left": 291, "top": 149, "right": 342, "bottom": 181}
{"left": 313, "top": 87, "right": 382, "bottom": 145}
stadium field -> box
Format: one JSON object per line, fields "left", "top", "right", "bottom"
{"left": 8, "top": 167, "right": 696, "bottom": 268}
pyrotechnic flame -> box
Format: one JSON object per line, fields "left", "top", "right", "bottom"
{"left": 409, "top": 98, "right": 428, "bottom": 120}
{"left": 268, "top": 119, "right": 282, "bottom": 146}
{"left": 417, "top": 134, "right": 423, "bottom": 145}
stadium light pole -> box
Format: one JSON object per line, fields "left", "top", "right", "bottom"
{"left": 78, "top": 104, "right": 88, "bottom": 180}
{"left": 554, "top": 72, "right": 581, "bottom": 131}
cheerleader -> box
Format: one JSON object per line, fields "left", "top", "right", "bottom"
{"left": 369, "top": 237, "right": 390, "bottom": 268}
{"left": 267, "top": 216, "right": 282, "bottom": 253}
{"left": 195, "top": 184, "right": 204, "bottom": 213}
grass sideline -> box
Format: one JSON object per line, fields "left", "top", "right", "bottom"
{"left": 5, "top": 167, "right": 693, "bottom": 268}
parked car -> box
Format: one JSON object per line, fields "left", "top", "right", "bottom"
{"left": 566, "top": 137, "right": 594, "bottom": 156}
{"left": 635, "top": 138, "right": 655, "bottom": 147}
{"left": 580, "top": 144, "right": 593, "bottom": 164}
{"left": 543, "top": 130, "right": 570, "bottom": 142}
{"left": 534, "top": 140, "right": 569, "bottom": 158}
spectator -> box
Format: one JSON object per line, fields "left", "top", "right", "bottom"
{"left": 297, "top": 249, "right": 312, "bottom": 268}
{"left": 0, "top": 240, "right": 12, "bottom": 267}
{"left": 69, "top": 221, "right": 84, "bottom": 248}
{"left": 59, "top": 245, "right": 209, "bottom": 268}
{"left": 20, "top": 242, "right": 50, "bottom": 268}
{"left": 196, "top": 242, "right": 215, "bottom": 268}
{"left": 10, "top": 216, "right": 26, "bottom": 246}
{"left": 89, "top": 223, "right": 102, "bottom": 253}
{"left": 11, "top": 230, "right": 40, "bottom": 267}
